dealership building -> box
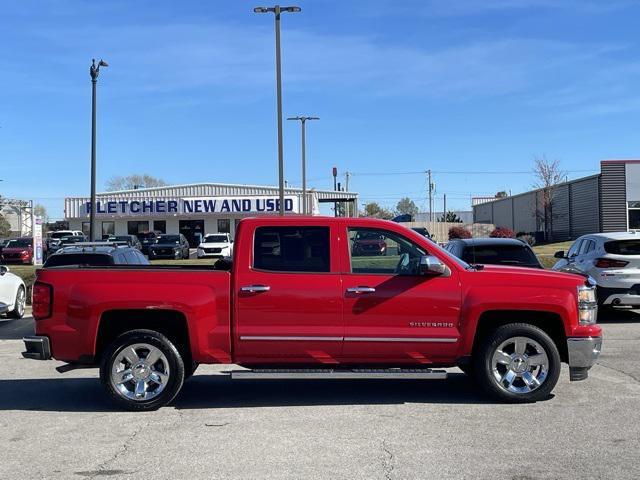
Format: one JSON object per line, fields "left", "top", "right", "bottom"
{"left": 65, "top": 182, "right": 358, "bottom": 245}
{"left": 473, "top": 160, "right": 640, "bottom": 241}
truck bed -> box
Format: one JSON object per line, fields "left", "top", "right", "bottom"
{"left": 34, "top": 267, "right": 232, "bottom": 364}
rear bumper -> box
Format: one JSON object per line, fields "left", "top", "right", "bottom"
{"left": 567, "top": 336, "right": 602, "bottom": 381}
{"left": 22, "top": 336, "right": 51, "bottom": 360}
{"left": 597, "top": 285, "right": 640, "bottom": 306}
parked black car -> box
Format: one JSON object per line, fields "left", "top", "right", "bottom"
{"left": 148, "top": 234, "right": 190, "bottom": 260}
{"left": 444, "top": 238, "right": 543, "bottom": 269}
{"left": 137, "top": 231, "right": 162, "bottom": 254}
{"left": 44, "top": 244, "right": 150, "bottom": 268}
{"left": 107, "top": 235, "right": 143, "bottom": 250}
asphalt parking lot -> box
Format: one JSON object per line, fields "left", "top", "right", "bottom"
{"left": 1, "top": 310, "right": 639, "bottom": 480}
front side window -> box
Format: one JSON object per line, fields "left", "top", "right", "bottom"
{"left": 348, "top": 228, "right": 426, "bottom": 275}
{"left": 567, "top": 239, "right": 583, "bottom": 258}
{"left": 253, "top": 226, "right": 330, "bottom": 272}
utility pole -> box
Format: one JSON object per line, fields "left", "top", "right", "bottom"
{"left": 254, "top": 5, "right": 301, "bottom": 215}
{"left": 345, "top": 171, "right": 350, "bottom": 216}
{"left": 287, "top": 115, "right": 319, "bottom": 215}
{"left": 427, "top": 170, "right": 433, "bottom": 222}
{"left": 332, "top": 167, "right": 338, "bottom": 217}
{"left": 443, "top": 193, "right": 447, "bottom": 221}
{"left": 89, "top": 58, "right": 108, "bottom": 242}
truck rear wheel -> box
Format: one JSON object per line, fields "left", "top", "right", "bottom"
{"left": 473, "top": 323, "right": 561, "bottom": 403}
{"left": 100, "top": 329, "right": 185, "bottom": 411}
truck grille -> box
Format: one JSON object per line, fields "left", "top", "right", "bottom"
{"left": 204, "top": 247, "right": 222, "bottom": 253}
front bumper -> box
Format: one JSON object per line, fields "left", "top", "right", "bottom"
{"left": 567, "top": 336, "right": 602, "bottom": 381}
{"left": 22, "top": 336, "right": 51, "bottom": 360}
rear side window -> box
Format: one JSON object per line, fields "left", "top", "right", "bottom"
{"left": 604, "top": 240, "right": 640, "bottom": 255}
{"left": 253, "top": 226, "right": 330, "bottom": 272}
{"left": 462, "top": 245, "right": 539, "bottom": 266}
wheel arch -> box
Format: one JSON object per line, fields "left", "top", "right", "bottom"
{"left": 95, "top": 309, "right": 192, "bottom": 365}
{"left": 470, "top": 310, "right": 568, "bottom": 363}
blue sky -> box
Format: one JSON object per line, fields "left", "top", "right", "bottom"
{"left": 1, "top": 0, "right": 640, "bottom": 219}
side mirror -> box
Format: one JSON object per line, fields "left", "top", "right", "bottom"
{"left": 0, "top": 265, "right": 8, "bottom": 275}
{"left": 554, "top": 250, "right": 565, "bottom": 259}
{"left": 418, "top": 255, "right": 447, "bottom": 276}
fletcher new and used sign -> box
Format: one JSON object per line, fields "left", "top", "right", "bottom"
{"left": 85, "top": 196, "right": 298, "bottom": 216}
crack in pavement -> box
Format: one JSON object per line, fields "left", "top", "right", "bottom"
{"left": 381, "top": 439, "right": 395, "bottom": 480}
{"left": 81, "top": 422, "right": 148, "bottom": 479}
{"left": 597, "top": 361, "right": 640, "bottom": 384}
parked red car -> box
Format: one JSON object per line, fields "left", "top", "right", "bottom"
{"left": 1, "top": 238, "right": 33, "bottom": 264}
{"left": 23, "top": 217, "right": 601, "bottom": 410}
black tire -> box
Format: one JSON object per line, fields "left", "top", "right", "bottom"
{"left": 473, "top": 323, "right": 561, "bottom": 403}
{"left": 100, "top": 329, "right": 185, "bottom": 411}
{"left": 8, "top": 286, "right": 26, "bottom": 319}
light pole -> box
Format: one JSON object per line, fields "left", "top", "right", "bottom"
{"left": 89, "top": 58, "right": 108, "bottom": 241}
{"left": 254, "top": 5, "right": 301, "bottom": 215}
{"left": 287, "top": 116, "right": 319, "bottom": 215}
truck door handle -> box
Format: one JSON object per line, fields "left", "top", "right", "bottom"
{"left": 240, "top": 285, "right": 271, "bottom": 293}
{"left": 346, "top": 286, "right": 376, "bottom": 294}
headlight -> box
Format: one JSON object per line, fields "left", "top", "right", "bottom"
{"left": 577, "top": 285, "right": 597, "bottom": 325}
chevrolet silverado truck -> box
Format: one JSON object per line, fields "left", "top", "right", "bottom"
{"left": 22, "top": 217, "right": 602, "bottom": 411}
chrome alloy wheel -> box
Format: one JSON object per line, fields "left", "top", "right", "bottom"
{"left": 110, "top": 343, "right": 170, "bottom": 402}
{"left": 491, "top": 336, "right": 549, "bottom": 394}
{"left": 15, "top": 288, "right": 25, "bottom": 316}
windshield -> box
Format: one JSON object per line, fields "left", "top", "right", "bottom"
{"left": 204, "top": 235, "right": 228, "bottom": 243}
{"left": 462, "top": 244, "right": 539, "bottom": 266}
{"left": 138, "top": 232, "right": 157, "bottom": 240}
{"left": 157, "top": 235, "right": 180, "bottom": 244}
{"left": 50, "top": 231, "right": 73, "bottom": 239}
{"left": 44, "top": 253, "right": 112, "bottom": 267}
{"left": 6, "top": 238, "right": 32, "bottom": 248}
{"left": 110, "top": 236, "right": 132, "bottom": 242}
{"left": 60, "top": 236, "right": 84, "bottom": 244}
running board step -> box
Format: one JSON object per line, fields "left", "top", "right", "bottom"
{"left": 230, "top": 368, "right": 447, "bottom": 380}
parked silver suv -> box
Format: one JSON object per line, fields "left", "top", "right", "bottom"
{"left": 552, "top": 232, "right": 640, "bottom": 307}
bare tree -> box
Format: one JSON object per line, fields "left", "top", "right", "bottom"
{"left": 105, "top": 174, "right": 168, "bottom": 192}
{"left": 533, "top": 156, "right": 566, "bottom": 242}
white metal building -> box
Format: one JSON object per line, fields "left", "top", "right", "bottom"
{"left": 64, "top": 183, "right": 358, "bottom": 245}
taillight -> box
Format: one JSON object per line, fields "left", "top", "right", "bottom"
{"left": 32, "top": 282, "right": 52, "bottom": 320}
{"left": 595, "top": 258, "right": 629, "bottom": 268}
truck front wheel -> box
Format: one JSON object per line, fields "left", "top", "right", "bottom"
{"left": 100, "top": 329, "right": 185, "bottom": 411}
{"left": 473, "top": 323, "right": 561, "bottom": 403}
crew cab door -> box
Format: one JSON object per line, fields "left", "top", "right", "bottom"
{"left": 233, "top": 222, "right": 343, "bottom": 364}
{"left": 340, "top": 225, "right": 461, "bottom": 364}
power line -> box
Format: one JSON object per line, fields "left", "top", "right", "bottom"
{"left": 347, "top": 169, "right": 597, "bottom": 176}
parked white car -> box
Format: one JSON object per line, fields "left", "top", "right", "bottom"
{"left": 552, "top": 232, "right": 640, "bottom": 307}
{"left": 197, "top": 233, "right": 233, "bottom": 259}
{"left": 0, "top": 265, "right": 26, "bottom": 319}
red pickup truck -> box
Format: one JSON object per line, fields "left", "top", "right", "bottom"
{"left": 23, "top": 217, "right": 602, "bottom": 411}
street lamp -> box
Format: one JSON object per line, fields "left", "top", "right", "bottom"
{"left": 254, "top": 5, "right": 301, "bottom": 215}
{"left": 287, "top": 116, "right": 319, "bottom": 215}
{"left": 89, "top": 58, "right": 108, "bottom": 241}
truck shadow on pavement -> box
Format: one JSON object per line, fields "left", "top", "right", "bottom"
{"left": 0, "top": 373, "right": 509, "bottom": 412}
